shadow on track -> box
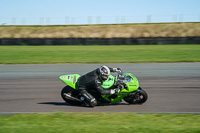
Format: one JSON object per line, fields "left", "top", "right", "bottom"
{"left": 38, "top": 102, "right": 129, "bottom": 107}
{"left": 38, "top": 102, "right": 71, "bottom": 106}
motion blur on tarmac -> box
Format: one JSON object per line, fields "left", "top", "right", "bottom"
{"left": 0, "top": 63, "right": 200, "bottom": 113}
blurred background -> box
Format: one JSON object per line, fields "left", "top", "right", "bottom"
{"left": 1, "top": 0, "right": 200, "bottom": 26}
{"left": 1, "top": 14, "right": 200, "bottom": 25}
{"left": 0, "top": 0, "right": 200, "bottom": 44}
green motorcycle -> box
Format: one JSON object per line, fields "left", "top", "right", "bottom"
{"left": 59, "top": 72, "right": 148, "bottom": 106}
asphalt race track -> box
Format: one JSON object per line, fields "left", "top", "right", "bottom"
{"left": 0, "top": 63, "right": 200, "bottom": 114}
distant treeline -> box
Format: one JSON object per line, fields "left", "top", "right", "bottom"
{"left": 1, "top": 23, "right": 200, "bottom": 45}
{"left": 0, "top": 23, "right": 200, "bottom": 38}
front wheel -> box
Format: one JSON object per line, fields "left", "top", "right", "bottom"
{"left": 123, "top": 88, "right": 148, "bottom": 104}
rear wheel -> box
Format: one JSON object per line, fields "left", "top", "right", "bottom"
{"left": 123, "top": 88, "right": 148, "bottom": 104}
{"left": 61, "top": 86, "right": 82, "bottom": 105}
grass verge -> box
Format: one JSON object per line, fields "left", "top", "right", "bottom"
{"left": 0, "top": 113, "right": 200, "bottom": 133}
{"left": 1, "top": 23, "right": 200, "bottom": 38}
{"left": 0, "top": 45, "right": 200, "bottom": 64}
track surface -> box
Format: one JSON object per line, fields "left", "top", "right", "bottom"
{"left": 0, "top": 63, "right": 200, "bottom": 113}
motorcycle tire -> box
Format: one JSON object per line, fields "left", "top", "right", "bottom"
{"left": 61, "top": 86, "right": 82, "bottom": 105}
{"left": 123, "top": 88, "right": 148, "bottom": 104}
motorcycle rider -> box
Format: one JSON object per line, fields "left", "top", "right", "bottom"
{"left": 77, "top": 65, "right": 122, "bottom": 107}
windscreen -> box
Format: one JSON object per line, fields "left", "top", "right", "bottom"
{"left": 118, "top": 73, "right": 132, "bottom": 83}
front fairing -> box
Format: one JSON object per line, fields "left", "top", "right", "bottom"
{"left": 119, "top": 73, "right": 140, "bottom": 92}
{"left": 103, "top": 73, "right": 139, "bottom": 92}
{"left": 101, "top": 73, "right": 140, "bottom": 103}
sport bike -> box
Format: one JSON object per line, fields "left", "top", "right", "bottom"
{"left": 59, "top": 72, "right": 148, "bottom": 106}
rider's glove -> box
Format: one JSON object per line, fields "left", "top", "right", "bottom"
{"left": 113, "top": 68, "right": 122, "bottom": 73}
{"left": 110, "top": 88, "right": 120, "bottom": 94}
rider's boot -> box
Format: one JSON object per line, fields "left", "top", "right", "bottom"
{"left": 80, "top": 90, "right": 97, "bottom": 107}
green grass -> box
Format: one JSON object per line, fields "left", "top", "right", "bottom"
{"left": 0, "top": 45, "right": 200, "bottom": 64}
{"left": 0, "top": 113, "right": 199, "bottom": 133}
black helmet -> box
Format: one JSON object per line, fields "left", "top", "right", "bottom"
{"left": 99, "top": 65, "right": 110, "bottom": 80}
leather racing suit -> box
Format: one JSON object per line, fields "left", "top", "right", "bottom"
{"left": 77, "top": 67, "right": 120, "bottom": 107}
